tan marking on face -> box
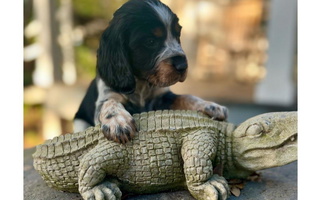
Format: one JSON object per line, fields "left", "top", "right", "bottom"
{"left": 147, "top": 60, "right": 187, "bottom": 87}
{"left": 152, "top": 27, "right": 164, "bottom": 38}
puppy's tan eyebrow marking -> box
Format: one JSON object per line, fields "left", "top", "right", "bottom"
{"left": 153, "top": 27, "right": 164, "bottom": 38}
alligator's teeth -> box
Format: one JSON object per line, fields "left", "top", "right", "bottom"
{"left": 290, "top": 136, "right": 295, "bottom": 142}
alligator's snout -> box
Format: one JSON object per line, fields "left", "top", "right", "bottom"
{"left": 232, "top": 112, "right": 297, "bottom": 172}
{"left": 284, "top": 133, "right": 297, "bottom": 146}
{"left": 290, "top": 134, "right": 297, "bottom": 142}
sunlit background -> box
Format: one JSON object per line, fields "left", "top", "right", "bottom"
{"left": 23, "top": 0, "right": 297, "bottom": 148}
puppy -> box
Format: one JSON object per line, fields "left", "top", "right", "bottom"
{"left": 74, "top": 0, "right": 228, "bottom": 144}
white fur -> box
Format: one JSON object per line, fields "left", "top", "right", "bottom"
{"left": 73, "top": 119, "right": 91, "bottom": 132}
{"left": 147, "top": 0, "right": 172, "bottom": 27}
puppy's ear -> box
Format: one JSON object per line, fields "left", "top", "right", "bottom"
{"left": 97, "top": 22, "right": 136, "bottom": 94}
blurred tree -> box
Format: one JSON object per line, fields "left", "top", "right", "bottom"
{"left": 72, "top": 0, "right": 127, "bottom": 82}
{"left": 24, "top": 0, "right": 35, "bottom": 87}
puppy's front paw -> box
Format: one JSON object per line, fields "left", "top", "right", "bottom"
{"left": 99, "top": 100, "right": 137, "bottom": 144}
{"left": 202, "top": 102, "right": 228, "bottom": 121}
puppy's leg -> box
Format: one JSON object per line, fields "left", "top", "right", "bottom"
{"left": 171, "top": 95, "right": 228, "bottom": 121}
{"left": 95, "top": 99, "right": 137, "bottom": 144}
{"left": 149, "top": 91, "right": 228, "bottom": 121}
{"left": 148, "top": 90, "right": 228, "bottom": 120}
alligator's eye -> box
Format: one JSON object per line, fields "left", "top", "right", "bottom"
{"left": 246, "top": 124, "right": 263, "bottom": 137}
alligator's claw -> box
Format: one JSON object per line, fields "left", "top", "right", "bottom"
{"left": 188, "top": 174, "right": 230, "bottom": 200}
{"left": 81, "top": 181, "right": 122, "bottom": 200}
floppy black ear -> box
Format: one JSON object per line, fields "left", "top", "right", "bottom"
{"left": 97, "top": 20, "right": 136, "bottom": 94}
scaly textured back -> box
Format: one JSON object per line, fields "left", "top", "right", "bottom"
{"left": 33, "top": 110, "right": 226, "bottom": 160}
{"left": 134, "top": 110, "right": 227, "bottom": 132}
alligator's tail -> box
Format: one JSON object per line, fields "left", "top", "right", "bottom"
{"left": 32, "top": 125, "right": 102, "bottom": 159}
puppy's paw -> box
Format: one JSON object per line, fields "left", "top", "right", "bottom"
{"left": 201, "top": 102, "right": 228, "bottom": 121}
{"left": 99, "top": 100, "right": 137, "bottom": 144}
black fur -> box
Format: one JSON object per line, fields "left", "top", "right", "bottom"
{"left": 97, "top": 12, "right": 135, "bottom": 94}
{"left": 74, "top": 79, "right": 98, "bottom": 126}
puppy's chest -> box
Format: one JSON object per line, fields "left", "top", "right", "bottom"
{"left": 127, "top": 90, "right": 152, "bottom": 111}
{"left": 125, "top": 85, "right": 160, "bottom": 114}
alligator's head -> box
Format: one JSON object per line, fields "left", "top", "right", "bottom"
{"left": 230, "top": 112, "right": 297, "bottom": 177}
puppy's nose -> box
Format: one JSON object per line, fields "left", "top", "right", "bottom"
{"left": 172, "top": 55, "right": 188, "bottom": 72}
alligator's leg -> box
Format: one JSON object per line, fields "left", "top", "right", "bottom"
{"left": 78, "top": 143, "right": 124, "bottom": 200}
{"left": 181, "top": 131, "right": 230, "bottom": 200}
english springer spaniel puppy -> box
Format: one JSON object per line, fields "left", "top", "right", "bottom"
{"left": 74, "top": 0, "right": 228, "bottom": 144}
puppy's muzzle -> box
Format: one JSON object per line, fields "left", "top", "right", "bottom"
{"left": 171, "top": 55, "right": 188, "bottom": 73}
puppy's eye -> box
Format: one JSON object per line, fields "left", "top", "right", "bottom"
{"left": 144, "top": 38, "right": 157, "bottom": 48}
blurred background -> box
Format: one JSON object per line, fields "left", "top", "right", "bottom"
{"left": 23, "top": 0, "right": 297, "bottom": 148}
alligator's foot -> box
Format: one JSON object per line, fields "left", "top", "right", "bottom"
{"left": 81, "top": 181, "right": 122, "bottom": 200}
{"left": 188, "top": 174, "right": 230, "bottom": 200}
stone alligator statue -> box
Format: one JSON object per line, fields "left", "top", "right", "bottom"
{"left": 33, "top": 110, "right": 297, "bottom": 200}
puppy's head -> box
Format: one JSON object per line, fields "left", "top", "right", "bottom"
{"left": 97, "top": 0, "right": 188, "bottom": 94}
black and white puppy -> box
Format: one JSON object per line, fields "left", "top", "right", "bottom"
{"left": 74, "top": 0, "right": 228, "bottom": 144}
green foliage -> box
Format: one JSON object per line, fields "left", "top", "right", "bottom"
{"left": 72, "top": 0, "right": 127, "bottom": 20}
{"left": 72, "top": 0, "right": 107, "bottom": 19}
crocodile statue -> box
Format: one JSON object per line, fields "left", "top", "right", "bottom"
{"left": 33, "top": 110, "right": 297, "bottom": 200}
